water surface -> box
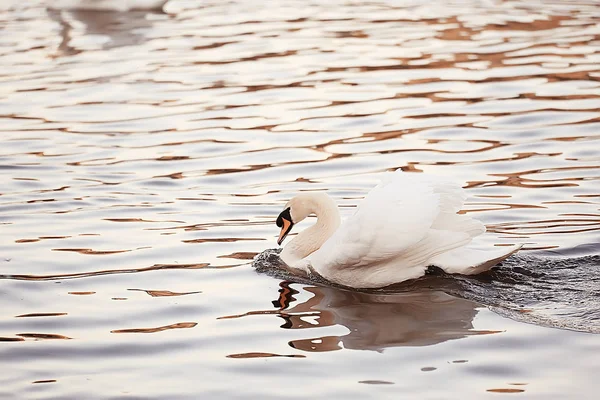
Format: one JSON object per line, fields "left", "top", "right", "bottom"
{"left": 1, "top": 0, "right": 599, "bottom": 398}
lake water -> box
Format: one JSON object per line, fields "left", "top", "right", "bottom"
{"left": 1, "top": 0, "right": 599, "bottom": 398}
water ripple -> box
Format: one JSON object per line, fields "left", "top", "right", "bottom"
{"left": 1, "top": 0, "right": 599, "bottom": 398}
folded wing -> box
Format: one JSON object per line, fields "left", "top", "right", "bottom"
{"left": 308, "top": 171, "right": 496, "bottom": 288}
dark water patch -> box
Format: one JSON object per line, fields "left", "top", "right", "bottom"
{"left": 439, "top": 254, "right": 600, "bottom": 333}
{"left": 218, "top": 251, "right": 258, "bottom": 260}
{"left": 111, "top": 322, "right": 197, "bottom": 334}
{"left": 15, "top": 313, "right": 67, "bottom": 318}
{"left": 0, "top": 337, "right": 25, "bottom": 342}
{"left": 487, "top": 388, "right": 526, "bottom": 393}
{"left": 16, "top": 333, "right": 72, "bottom": 340}
{"left": 183, "top": 237, "right": 265, "bottom": 243}
{"left": 52, "top": 248, "right": 132, "bottom": 255}
{"left": 227, "top": 352, "right": 306, "bottom": 359}
{"left": 127, "top": 289, "right": 202, "bottom": 297}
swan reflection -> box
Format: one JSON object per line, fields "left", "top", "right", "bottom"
{"left": 48, "top": 7, "right": 163, "bottom": 55}
{"left": 225, "top": 282, "right": 500, "bottom": 353}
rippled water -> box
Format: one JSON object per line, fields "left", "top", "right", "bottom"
{"left": 1, "top": 0, "right": 599, "bottom": 398}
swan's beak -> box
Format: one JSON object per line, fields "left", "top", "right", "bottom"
{"left": 276, "top": 207, "right": 294, "bottom": 246}
{"left": 277, "top": 218, "right": 293, "bottom": 245}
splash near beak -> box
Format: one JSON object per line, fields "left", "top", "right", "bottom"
{"left": 276, "top": 207, "right": 294, "bottom": 246}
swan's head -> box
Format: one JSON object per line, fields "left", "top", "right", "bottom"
{"left": 275, "top": 194, "right": 317, "bottom": 245}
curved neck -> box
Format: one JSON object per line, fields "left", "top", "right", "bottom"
{"left": 281, "top": 194, "right": 341, "bottom": 265}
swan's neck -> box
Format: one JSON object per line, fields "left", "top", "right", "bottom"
{"left": 280, "top": 195, "right": 341, "bottom": 266}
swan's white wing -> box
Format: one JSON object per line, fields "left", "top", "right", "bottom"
{"left": 305, "top": 171, "right": 497, "bottom": 287}
{"left": 308, "top": 173, "right": 437, "bottom": 271}
{"left": 430, "top": 244, "right": 523, "bottom": 275}
{"left": 309, "top": 172, "right": 465, "bottom": 271}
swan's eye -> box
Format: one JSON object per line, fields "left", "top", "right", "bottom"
{"left": 276, "top": 207, "right": 292, "bottom": 227}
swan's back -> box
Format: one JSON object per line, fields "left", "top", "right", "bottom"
{"left": 308, "top": 171, "right": 517, "bottom": 288}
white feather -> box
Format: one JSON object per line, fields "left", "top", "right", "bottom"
{"left": 279, "top": 170, "right": 520, "bottom": 288}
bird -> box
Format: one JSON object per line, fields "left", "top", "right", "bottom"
{"left": 274, "top": 170, "right": 521, "bottom": 289}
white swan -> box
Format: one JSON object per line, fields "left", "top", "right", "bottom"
{"left": 275, "top": 170, "right": 521, "bottom": 289}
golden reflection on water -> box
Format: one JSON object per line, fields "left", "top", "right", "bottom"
{"left": 15, "top": 312, "right": 68, "bottom": 318}
{"left": 227, "top": 352, "right": 305, "bottom": 359}
{"left": 127, "top": 288, "right": 202, "bottom": 297}
{"left": 0, "top": 0, "right": 599, "bottom": 398}
{"left": 16, "top": 333, "right": 72, "bottom": 340}
{"left": 111, "top": 322, "right": 197, "bottom": 334}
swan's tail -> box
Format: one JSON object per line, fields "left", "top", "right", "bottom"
{"left": 429, "top": 244, "right": 523, "bottom": 275}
